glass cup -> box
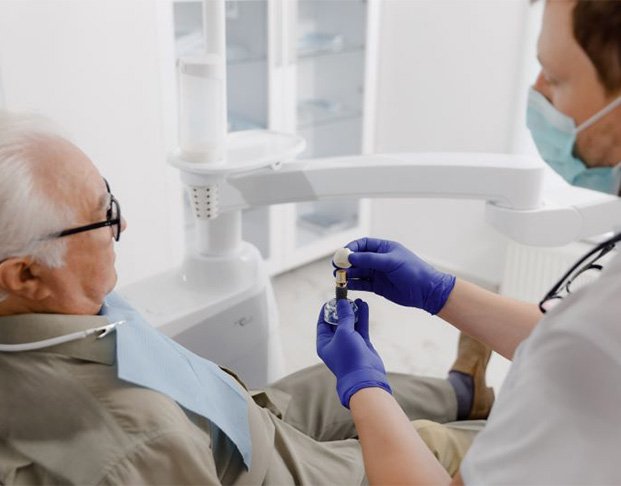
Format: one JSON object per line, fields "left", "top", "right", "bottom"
{"left": 323, "top": 298, "right": 359, "bottom": 326}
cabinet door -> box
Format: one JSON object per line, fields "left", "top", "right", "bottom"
{"left": 170, "top": 0, "right": 375, "bottom": 274}
{"left": 172, "top": 0, "right": 275, "bottom": 265}
{"left": 288, "top": 0, "right": 371, "bottom": 268}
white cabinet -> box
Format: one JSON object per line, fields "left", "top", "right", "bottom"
{"left": 159, "top": 0, "right": 380, "bottom": 275}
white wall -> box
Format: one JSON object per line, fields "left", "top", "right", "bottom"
{"left": 371, "top": 0, "right": 533, "bottom": 288}
{"left": 0, "top": 1, "right": 185, "bottom": 287}
{"left": 0, "top": 66, "right": 5, "bottom": 108}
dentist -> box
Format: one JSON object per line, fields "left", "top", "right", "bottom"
{"left": 317, "top": 0, "right": 621, "bottom": 484}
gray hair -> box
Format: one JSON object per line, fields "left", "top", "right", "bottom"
{"left": 0, "top": 111, "right": 74, "bottom": 301}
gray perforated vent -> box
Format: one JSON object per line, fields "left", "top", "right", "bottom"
{"left": 188, "top": 185, "right": 219, "bottom": 220}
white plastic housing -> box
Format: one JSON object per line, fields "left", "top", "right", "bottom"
{"left": 177, "top": 55, "right": 227, "bottom": 163}
{"left": 218, "top": 152, "right": 544, "bottom": 212}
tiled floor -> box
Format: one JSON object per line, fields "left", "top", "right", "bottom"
{"left": 272, "top": 256, "right": 511, "bottom": 392}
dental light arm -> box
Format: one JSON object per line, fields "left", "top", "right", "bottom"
{"left": 218, "top": 153, "right": 543, "bottom": 212}
{"left": 180, "top": 148, "right": 621, "bottom": 247}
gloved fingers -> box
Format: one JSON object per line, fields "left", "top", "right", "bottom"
{"left": 344, "top": 237, "right": 366, "bottom": 252}
{"left": 316, "top": 305, "right": 336, "bottom": 348}
{"left": 353, "top": 299, "right": 370, "bottom": 341}
{"left": 343, "top": 267, "right": 373, "bottom": 279}
{"left": 348, "top": 251, "right": 395, "bottom": 272}
{"left": 317, "top": 304, "right": 335, "bottom": 331}
{"left": 334, "top": 299, "right": 355, "bottom": 332}
{"left": 346, "top": 278, "right": 373, "bottom": 292}
{"left": 332, "top": 267, "right": 371, "bottom": 279}
{"left": 345, "top": 237, "right": 391, "bottom": 253}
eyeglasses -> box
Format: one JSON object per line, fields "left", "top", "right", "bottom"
{"left": 52, "top": 179, "right": 122, "bottom": 242}
{"left": 538, "top": 232, "right": 621, "bottom": 313}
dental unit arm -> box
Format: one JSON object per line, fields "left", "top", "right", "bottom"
{"left": 119, "top": 0, "right": 621, "bottom": 388}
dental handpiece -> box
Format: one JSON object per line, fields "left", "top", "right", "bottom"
{"left": 324, "top": 248, "right": 357, "bottom": 325}
{"left": 335, "top": 269, "right": 348, "bottom": 300}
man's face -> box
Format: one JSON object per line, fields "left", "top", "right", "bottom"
{"left": 32, "top": 138, "right": 126, "bottom": 315}
{"left": 534, "top": 0, "right": 621, "bottom": 168}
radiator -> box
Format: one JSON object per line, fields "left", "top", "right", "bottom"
{"left": 499, "top": 239, "right": 616, "bottom": 303}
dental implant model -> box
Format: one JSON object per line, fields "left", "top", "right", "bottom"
{"left": 324, "top": 248, "right": 359, "bottom": 325}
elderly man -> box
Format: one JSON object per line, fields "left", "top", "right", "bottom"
{"left": 0, "top": 112, "right": 491, "bottom": 485}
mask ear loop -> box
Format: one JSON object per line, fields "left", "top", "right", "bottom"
{"left": 577, "top": 96, "right": 621, "bottom": 133}
{"left": 0, "top": 320, "right": 125, "bottom": 352}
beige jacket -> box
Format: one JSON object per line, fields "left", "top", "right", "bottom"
{"left": 0, "top": 314, "right": 365, "bottom": 485}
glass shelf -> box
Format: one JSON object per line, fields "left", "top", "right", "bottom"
{"left": 297, "top": 31, "right": 365, "bottom": 59}
{"left": 297, "top": 32, "right": 343, "bottom": 54}
{"left": 228, "top": 114, "right": 264, "bottom": 132}
{"left": 298, "top": 44, "right": 365, "bottom": 60}
{"left": 297, "top": 99, "right": 361, "bottom": 129}
{"left": 175, "top": 32, "right": 266, "bottom": 65}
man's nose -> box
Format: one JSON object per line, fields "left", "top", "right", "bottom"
{"left": 120, "top": 216, "right": 128, "bottom": 233}
{"left": 533, "top": 71, "right": 552, "bottom": 101}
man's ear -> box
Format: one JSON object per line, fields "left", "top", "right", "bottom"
{"left": 0, "top": 257, "right": 52, "bottom": 301}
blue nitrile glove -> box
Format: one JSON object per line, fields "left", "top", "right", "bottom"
{"left": 344, "top": 237, "right": 456, "bottom": 315}
{"left": 316, "top": 298, "right": 392, "bottom": 408}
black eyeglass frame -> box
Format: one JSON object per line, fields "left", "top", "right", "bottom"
{"left": 538, "top": 231, "right": 621, "bottom": 313}
{"left": 52, "top": 179, "right": 122, "bottom": 242}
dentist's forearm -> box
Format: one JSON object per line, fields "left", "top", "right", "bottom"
{"left": 438, "top": 279, "right": 542, "bottom": 359}
{"left": 350, "top": 387, "right": 452, "bottom": 485}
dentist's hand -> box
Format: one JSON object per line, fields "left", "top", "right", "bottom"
{"left": 345, "top": 237, "right": 456, "bottom": 315}
{"left": 316, "top": 298, "right": 392, "bottom": 408}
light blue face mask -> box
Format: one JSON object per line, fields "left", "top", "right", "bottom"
{"left": 526, "top": 87, "right": 621, "bottom": 194}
